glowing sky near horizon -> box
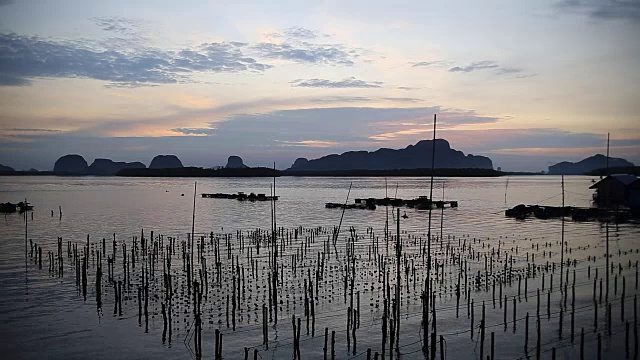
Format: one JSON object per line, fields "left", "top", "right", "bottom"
{"left": 0, "top": 0, "right": 639, "bottom": 171}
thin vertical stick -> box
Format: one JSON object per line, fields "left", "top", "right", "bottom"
{"left": 191, "top": 181, "right": 197, "bottom": 282}
{"left": 560, "top": 176, "right": 565, "bottom": 290}
{"left": 426, "top": 113, "right": 437, "bottom": 352}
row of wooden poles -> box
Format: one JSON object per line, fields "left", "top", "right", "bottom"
{"left": 25, "top": 214, "right": 640, "bottom": 359}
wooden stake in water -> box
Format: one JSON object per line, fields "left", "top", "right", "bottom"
{"left": 191, "top": 181, "right": 197, "bottom": 283}
{"left": 425, "top": 113, "right": 437, "bottom": 353}
{"left": 560, "top": 175, "right": 565, "bottom": 289}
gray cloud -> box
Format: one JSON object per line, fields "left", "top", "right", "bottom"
{"left": 91, "top": 17, "right": 143, "bottom": 36}
{"left": 6, "top": 110, "right": 637, "bottom": 172}
{"left": 170, "top": 127, "right": 217, "bottom": 135}
{"left": 449, "top": 61, "right": 523, "bottom": 75}
{"left": 266, "top": 26, "right": 322, "bottom": 39}
{"left": 449, "top": 61, "right": 499, "bottom": 73}
{"left": 496, "top": 67, "right": 523, "bottom": 74}
{"left": 254, "top": 41, "right": 357, "bottom": 66}
{"left": 0, "top": 73, "right": 29, "bottom": 86}
{"left": 558, "top": 0, "right": 640, "bottom": 21}
{"left": 1, "top": 128, "right": 61, "bottom": 132}
{"left": 291, "top": 77, "right": 383, "bottom": 88}
{"left": 0, "top": 33, "right": 272, "bottom": 87}
{"left": 0, "top": 0, "right": 14, "bottom": 6}
{"left": 411, "top": 60, "right": 449, "bottom": 68}
{"left": 307, "top": 96, "right": 421, "bottom": 104}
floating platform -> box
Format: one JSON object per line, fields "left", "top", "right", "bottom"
{"left": 505, "top": 204, "right": 633, "bottom": 222}
{"left": 0, "top": 201, "right": 33, "bottom": 213}
{"left": 325, "top": 202, "right": 376, "bottom": 210}
{"left": 201, "top": 192, "right": 279, "bottom": 201}
{"left": 326, "top": 197, "right": 458, "bottom": 210}
{"left": 355, "top": 197, "right": 458, "bottom": 209}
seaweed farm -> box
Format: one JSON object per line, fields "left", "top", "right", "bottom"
{"left": 1, "top": 175, "right": 639, "bottom": 359}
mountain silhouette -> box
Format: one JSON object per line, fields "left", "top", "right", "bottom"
{"left": 226, "top": 155, "right": 248, "bottom": 168}
{"left": 548, "top": 154, "right": 634, "bottom": 175}
{"left": 287, "top": 139, "right": 493, "bottom": 171}
{"left": 53, "top": 154, "right": 89, "bottom": 174}
{"left": 0, "top": 163, "right": 15, "bottom": 172}
{"left": 88, "top": 159, "right": 146, "bottom": 175}
{"left": 149, "top": 155, "right": 183, "bottom": 169}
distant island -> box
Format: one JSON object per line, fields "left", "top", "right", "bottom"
{"left": 6, "top": 141, "right": 637, "bottom": 178}
{"left": 0, "top": 163, "right": 15, "bottom": 173}
{"left": 149, "top": 155, "right": 183, "bottom": 169}
{"left": 548, "top": 154, "right": 635, "bottom": 175}
{"left": 226, "top": 155, "right": 248, "bottom": 168}
{"left": 52, "top": 154, "right": 149, "bottom": 175}
{"left": 288, "top": 139, "right": 493, "bottom": 171}
{"left": 118, "top": 166, "right": 279, "bottom": 177}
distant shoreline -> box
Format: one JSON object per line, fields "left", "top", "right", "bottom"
{"left": 0, "top": 167, "right": 548, "bottom": 177}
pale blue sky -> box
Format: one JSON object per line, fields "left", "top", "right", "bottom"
{"left": 0, "top": 0, "right": 638, "bottom": 171}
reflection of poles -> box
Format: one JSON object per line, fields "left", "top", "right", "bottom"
{"left": 25, "top": 198, "right": 28, "bottom": 291}
{"left": 440, "top": 182, "right": 445, "bottom": 240}
{"left": 385, "top": 177, "right": 389, "bottom": 245}
{"left": 505, "top": 178, "right": 509, "bottom": 204}
{"left": 560, "top": 176, "right": 565, "bottom": 290}
{"left": 272, "top": 162, "right": 278, "bottom": 325}
{"left": 605, "top": 133, "right": 610, "bottom": 302}
{"left": 396, "top": 208, "right": 401, "bottom": 350}
{"left": 426, "top": 113, "right": 437, "bottom": 353}
{"left": 191, "top": 181, "right": 197, "bottom": 283}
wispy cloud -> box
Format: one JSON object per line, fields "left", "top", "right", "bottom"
{"left": 266, "top": 27, "right": 326, "bottom": 40}
{"left": 558, "top": 0, "right": 640, "bottom": 22}
{"left": 410, "top": 60, "right": 449, "bottom": 68}
{"left": 91, "top": 17, "right": 143, "bottom": 37}
{"left": 449, "top": 61, "right": 523, "bottom": 75}
{"left": 449, "top": 61, "right": 499, "bottom": 73}
{"left": 0, "top": 33, "right": 272, "bottom": 87}
{"left": 1, "top": 128, "right": 61, "bottom": 133}
{"left": 170, "top": 127, "right": 217, "bottom": 135}
{"left": 290, "top": 77, "right": 383, "bottom": 88}
{"left": 277, "top": 140, "right": 339, "bottom": 147}
{"left": 253, "top": 41, "right": 358, "bottom": 66}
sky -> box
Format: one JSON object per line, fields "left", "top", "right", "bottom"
{"left": 0, "top": 0, "right": 639, "bottom": 171}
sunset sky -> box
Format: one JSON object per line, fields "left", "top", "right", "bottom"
{"left": 0, "top": 0, "right": 638, "bottom": 171}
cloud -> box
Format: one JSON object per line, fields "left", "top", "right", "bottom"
{"left": 4, "top": 115, "right": 638, "bottom": 172}
{"left": 0, "top": 73, "right": 30, "bottom": 86}
{"left": 266, "top": 27, "right": 323, "bottom": 40}
{"left": 170, "top": 127, "right": 217, "bottom": 135}
{"left": 277, "top": 140, "right": 339, "bottom": 147}
{"left": 307, "top": 96, "right": 421, "bottom": 103}
{"left": 1, "top": 128, "right": 61, "bottom": 133}
{"left": 0, "top": 0, "right": 14, "bottom": 6}
{"left": 253, "top": 41, "right": 358, "bottom": 66}
{"left": 449, "top": 61, "right": 500, "bottom": 73}
{"left": 410, "top": 60, "right": 449, "bottom": 68}
{"left": 449, "top": 61, "right": 523, "bottom": 75}
{"left": 558, "top": 0, "right": 640, "bottom": 22}
{"left": 91, "top": 17, "right": 143, "bottom": 37}
{"left": 206, "top": 106, "right": 499, "bottom": 148}
{"left": 396, "top": 86, "right": 420, "bottom": 91}
{"left": 290, "top": 77, "right": 383, "bottom": 88}
{"left": 0, "top": 32, "right": 272, "bottom": 87}
{"left": 496, "top": 67, "right": 523, "bottom": 75}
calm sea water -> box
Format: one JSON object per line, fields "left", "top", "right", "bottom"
{"left": 0, "top": 175, "right": 638, "bottom": 359}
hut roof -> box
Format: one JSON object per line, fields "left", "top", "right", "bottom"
{"left": 589, "top": 174, "right": 638, "bottom": 189}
